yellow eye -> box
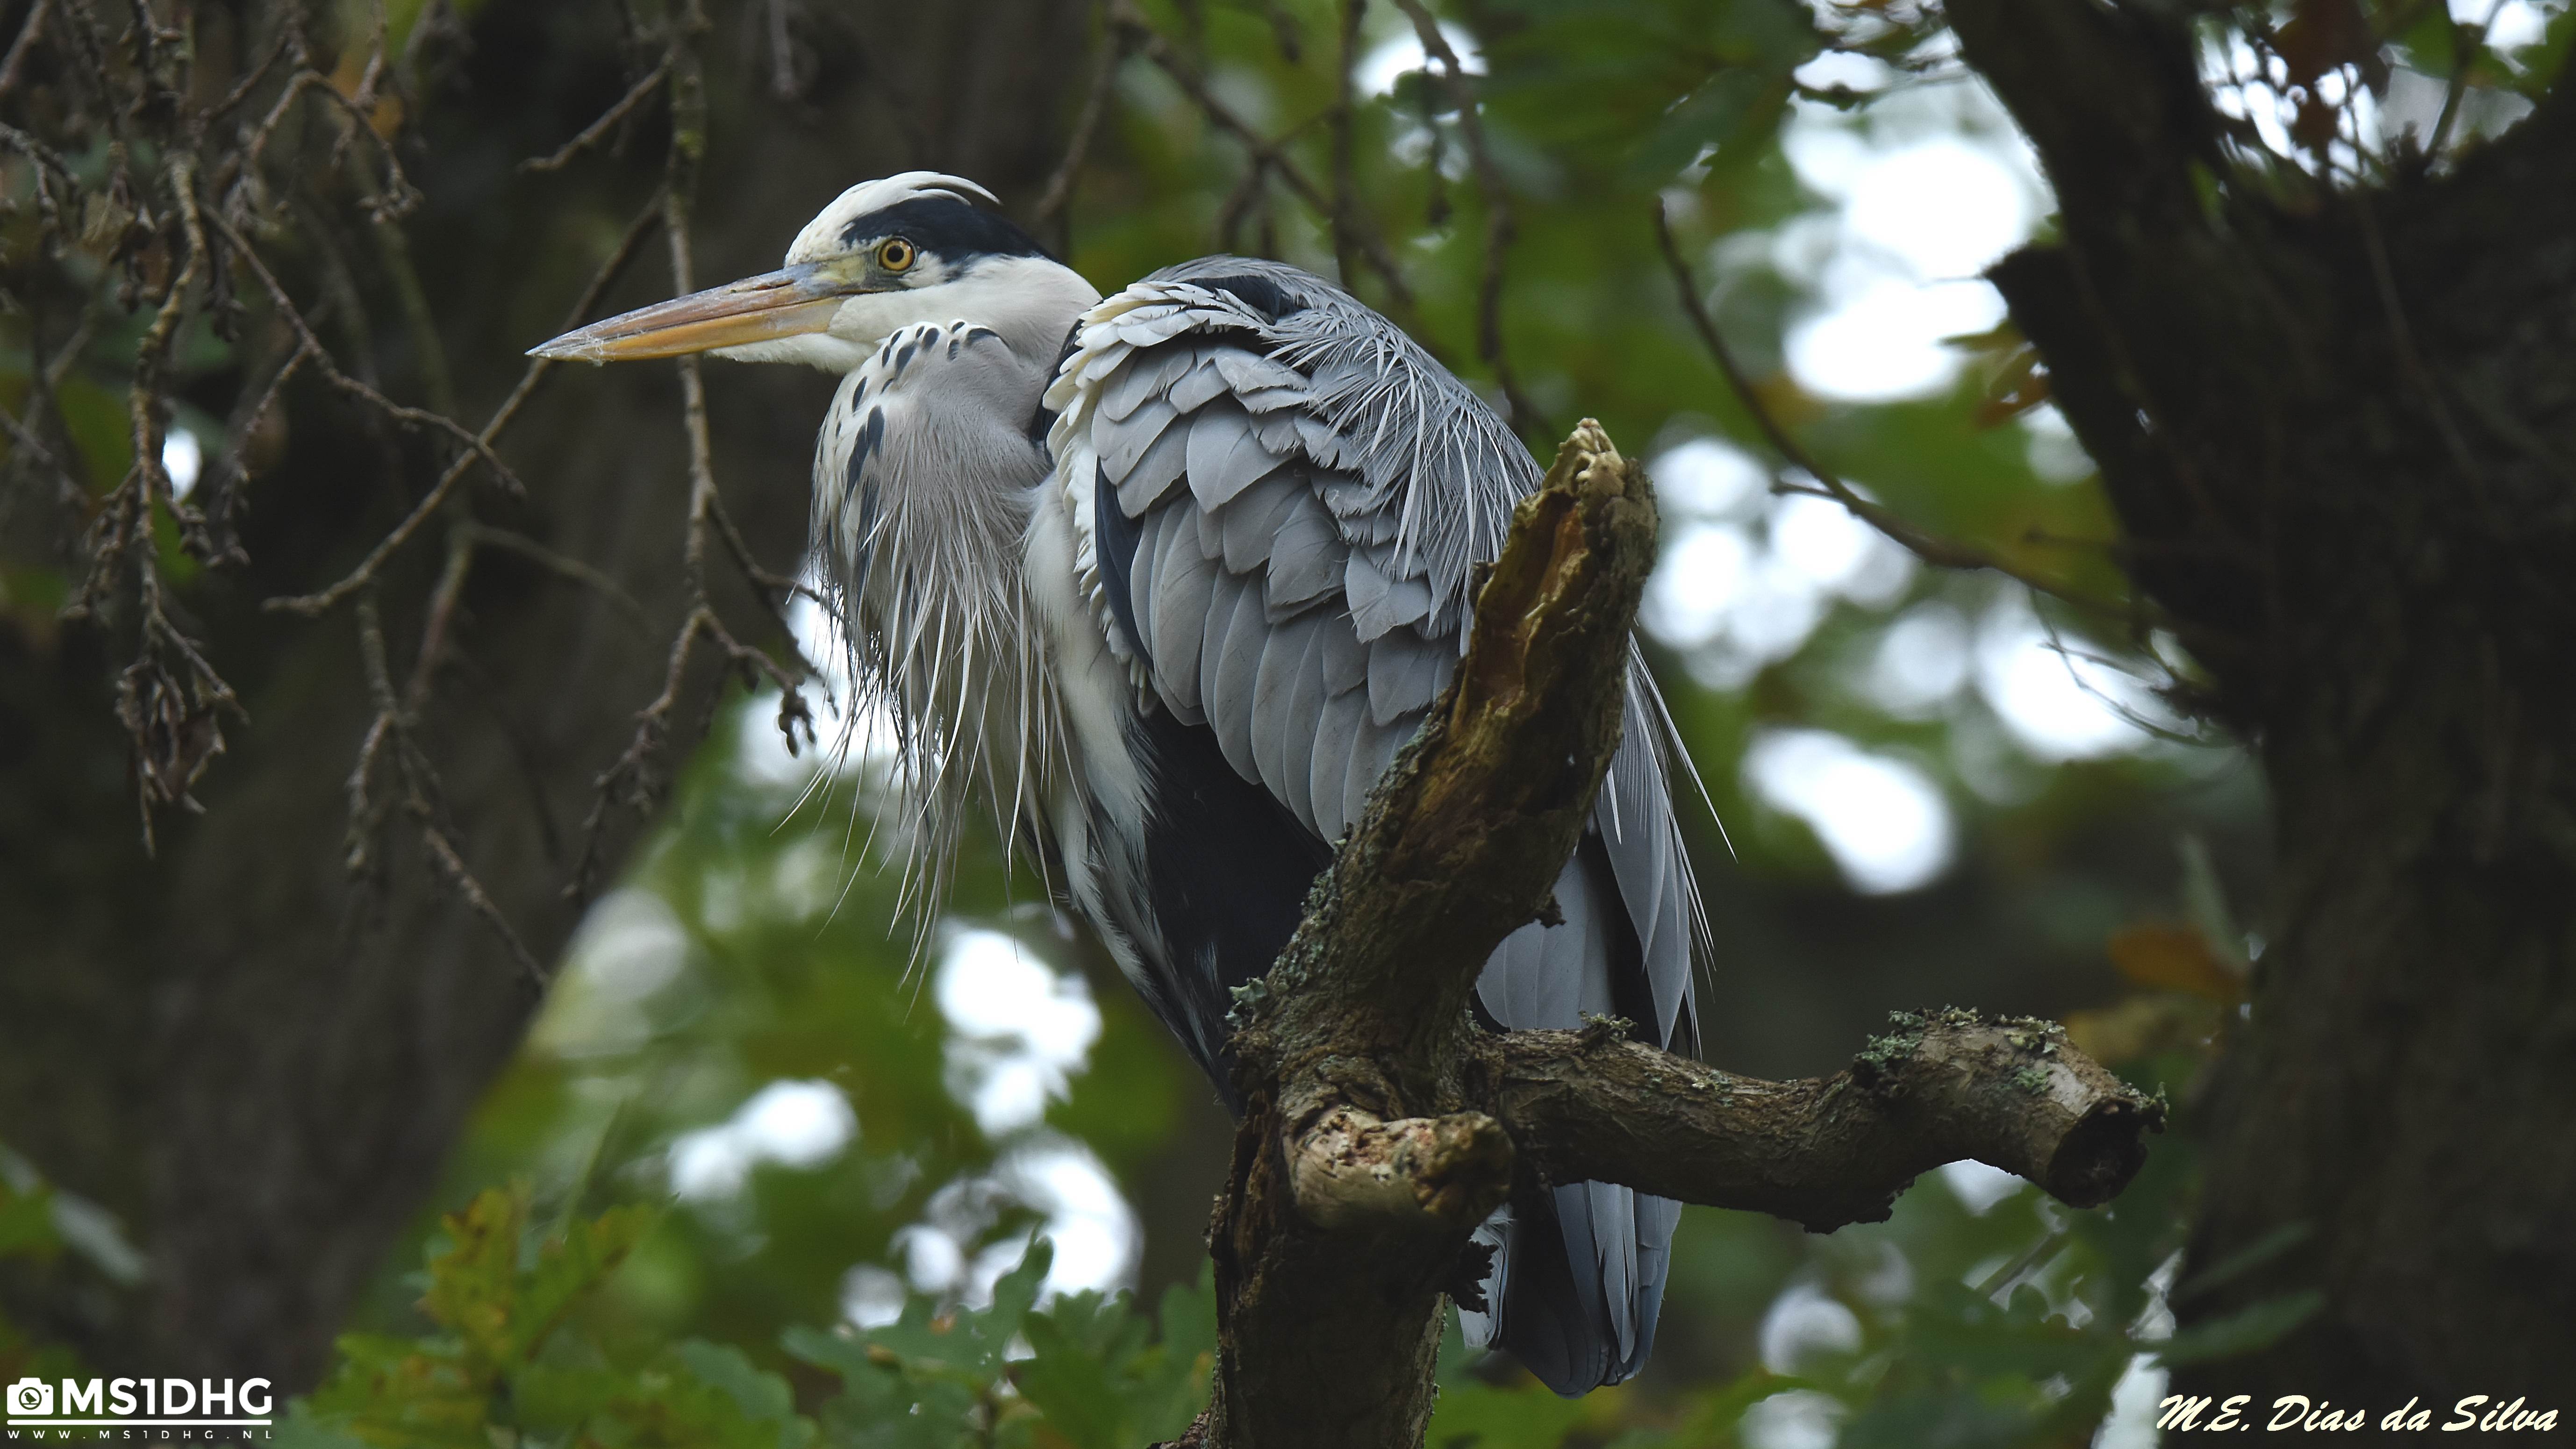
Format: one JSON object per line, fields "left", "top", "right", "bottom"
{"left": 877, "top": 238, "right": 916, "bottom": 272}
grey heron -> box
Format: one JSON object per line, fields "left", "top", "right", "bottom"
{"left": 534, "top": 172, "right": 1708, "bottom": 1396}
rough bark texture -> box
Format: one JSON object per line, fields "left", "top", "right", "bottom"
{"left": 1198, "top": 426, "right": 2161, "bottom": 1449}
{"left": 0, "top": 0, "right": 1088, "bottom": 1389}
{"left": 1482, "top": 1012, "right": 2158, "bottom": 1233}
{"left": 1947, "top": 0, "right": 2576, "bottom": 1399}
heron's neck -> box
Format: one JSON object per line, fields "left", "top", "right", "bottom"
{"left": 946, "top": 254, "right": 1103, "bottom": 371}
{"left": 827, "top": 255, "right": 1100, "bottom": 393}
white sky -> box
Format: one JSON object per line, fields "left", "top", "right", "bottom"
{"left": 641, "top": 924, "right": 1137, "bottom": 1309}
{"left": 669, "top": 1079, "right": 858, "bottom": 1200}
{"left": 1742, "top": 729, "right": 1953, "bottom": 895}
{"left": 936, "top": 928, "right": 1103, "bottom": 1138}
{"left": 1777, "top": 57, "right": 2045, "bottom": 403}
{"left": 873, "top": 929, "right": 1135, "bottom": 1309}
{"left": 163, "top": 428, "right": 203, "bottom": 500}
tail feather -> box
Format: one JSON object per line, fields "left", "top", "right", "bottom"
{"left": 1457, "top": 690, "right": 1700, "bottom": 1394}
{"left": 1460, "top": 1184, "right": 1679, "bottom": 1395}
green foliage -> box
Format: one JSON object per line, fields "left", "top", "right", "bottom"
{"left": 782, "top": 1242, "right": 1218, "bottom": 1449}
{"left": 0, "top": 1165, "right": 85, "bottom": 1392}
{"left": 293, "top": 1185, "right": 795, "bottom": 1449}
{"left": 293, "top": 1190, "right": 1215, "bottom": 1449}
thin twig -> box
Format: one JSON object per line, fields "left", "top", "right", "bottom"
{"left": 0, "top": 120, "right": 81, "bottom": 184}
{"left": 74, "top": 153, "right": 211, "bottom": 618}
{"left": 0, "top": 0, "right": 54, "bottom": 105}
{"left": 200, "top": 338, "right": 314, "bottom": 553}
{"left": 1652, "top": 199, "right": 2129, "bottom": 619}
{"left": 463, "top": 523, "right": 655, "bottom": 630}
{"left": 242, "top": 66, "right": 421, "bottom": 219}
{"left": 1326, "top": 0, "right": 1362, "bottom": 289}
{"left": 193, "top": 31, "right": 290, "bottom": 135}
{"left": 1034, "top": 10, "right": 1124, "bottom": 228}
{"left": 1391, "top": 0, "right": 1542, "bottom": 436}
{"left": 2350, "top": 193, "right": 2492, "bottom": 519}
{"left": 210, "top": 212, "right": 525, "bottom": 493}
{"left": 352, "top": 588, "right": 549, "bottom": 987}
{"left": 520, "top": 56, "right": 671, "bottom": 173}
{"left": 568, "top": 607, "right": 710, "bottom": 898}
{"left": 404, "top": 525, "right": 478, "bottom": 711}
{"left": 1113, "top": 0, "right": 1424, "bottom": 327}
{"left": 2426, "top": 14, "right": 2488, "bottom": 158}
{"left": 257, "top": 189, "right": 666, "bottom": 616}
{"left": 565, "top": 5, "right": 811, "bottom": 903}
{"left": 421, "top": 822, "right": 552, "bottom": 988}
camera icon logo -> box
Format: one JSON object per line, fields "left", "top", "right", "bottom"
{"left": 7, "top": 1378, "right": 52, "bottom": 1416}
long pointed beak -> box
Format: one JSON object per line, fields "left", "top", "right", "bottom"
{"left": 529, "top": 263, "right": 853, "bottom": 362}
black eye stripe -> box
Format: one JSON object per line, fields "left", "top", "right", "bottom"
{"left": 835, "top": 194, "right": 1050, "bottom": 261}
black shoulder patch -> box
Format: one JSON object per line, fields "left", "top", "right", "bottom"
{"left": 840, "top": 194, "right": 1051, "bottom": 261}
{"left": 1188, "top": 272, "right": 1305, "bottom": 322}
{"left": 1092, "top": 464, "right": 1145, "bottom": 657}
{"left": 1125, "top": 700, "right": 1335, "bottom": 1095}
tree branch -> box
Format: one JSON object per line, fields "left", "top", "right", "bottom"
{"left": 1483, "top": 1011, "right": 2162, "bottom": 1234}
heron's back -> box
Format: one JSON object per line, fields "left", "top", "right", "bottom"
{"left": 1029, "top": 258, "right": 1706, "bottom": 1393}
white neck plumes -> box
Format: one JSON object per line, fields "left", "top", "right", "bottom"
{"left": 806, "top": 268, "right": 1097, "bottom": 929}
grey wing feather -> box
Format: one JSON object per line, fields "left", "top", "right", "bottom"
{"left": 1597, "top": 716, "right": 1693, "bottom": 1048}
{"left": 1316, "top": 612, "right": 1369, "bottom": 695}
{"left": 1308, "top": 685, "right": 1371, "bottom": 843}
{"left": 1102, "top": 346, "right": 1194, "bottom": 422}
{"left": 1167, "top": 351, "right": 1235, "bottom": 414}
{"left": 1277, "top": 619, "right": 1333, "bottom": 835}
{"left": 1098, "top": 394, "right": 1178, "bottom": 480}
{"left": 1193, "top": 492, "right": 1226, "bottom": 560}
{"left": 1250, "top": 613, "right": 1322, "bottom": 807}
{"left": 1338, "top": 712, "right": 1410, "bottom": 844}
{"left": 1146, "top": 509, "right": 1218, "bottom": 722}
{"left": 1117, "top": 418, "right": 1194, "bottom": 517}
{"left": 1220, "top": 471, "right": 1308, "bottom": 575}
{"left": 1342, "top": 551, "right": 1394, "bottom": 641}
{"left": 1125, "top": 504, "right": 1166, "bottom": 664}
{"left": 1263, "top": 493, "right": 1344, "bottom": 619}
{"left": 1352, "top": 542, "right": 1437, "bottom": 638}
{"left": 1204, "top": 570, "right": 1270, "bottom": 781}
{"left": 1186, "top": 396, "right": 1286, "bottom": 512}
{"left": 1247, "top": 406, "right": 1306, "bottom": 454}
{"left": 1366, "top": 627, "right": 1446, "bottom": 727}
{"left": 1211, "top": 346, "right": 1306, "bottom": 396}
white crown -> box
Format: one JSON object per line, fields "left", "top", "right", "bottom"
{"left": 784, "top": 172, "right": 1001, "bottom": 266}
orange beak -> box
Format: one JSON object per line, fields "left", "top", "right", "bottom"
{"left": 529, "top": 262, "right": 856, "bottom": 362}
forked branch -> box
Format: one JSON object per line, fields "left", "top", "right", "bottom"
{"left": 1198, "top": 421, "right": 2162, "bottom": 1449}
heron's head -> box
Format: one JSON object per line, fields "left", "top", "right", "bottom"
{"left": 530, "top": 172, "right": 1097, "bottom": 372}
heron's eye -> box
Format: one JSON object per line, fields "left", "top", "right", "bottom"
{"left": 877, "top": 238, "right": 916, "bottom": 272}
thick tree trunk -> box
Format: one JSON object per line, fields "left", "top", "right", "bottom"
{"left": 0, "top": 0, "right": 1086, "bottom": 1389}
{"left": 1949, "top": 0, "right": 2576, "bottom": 1399}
